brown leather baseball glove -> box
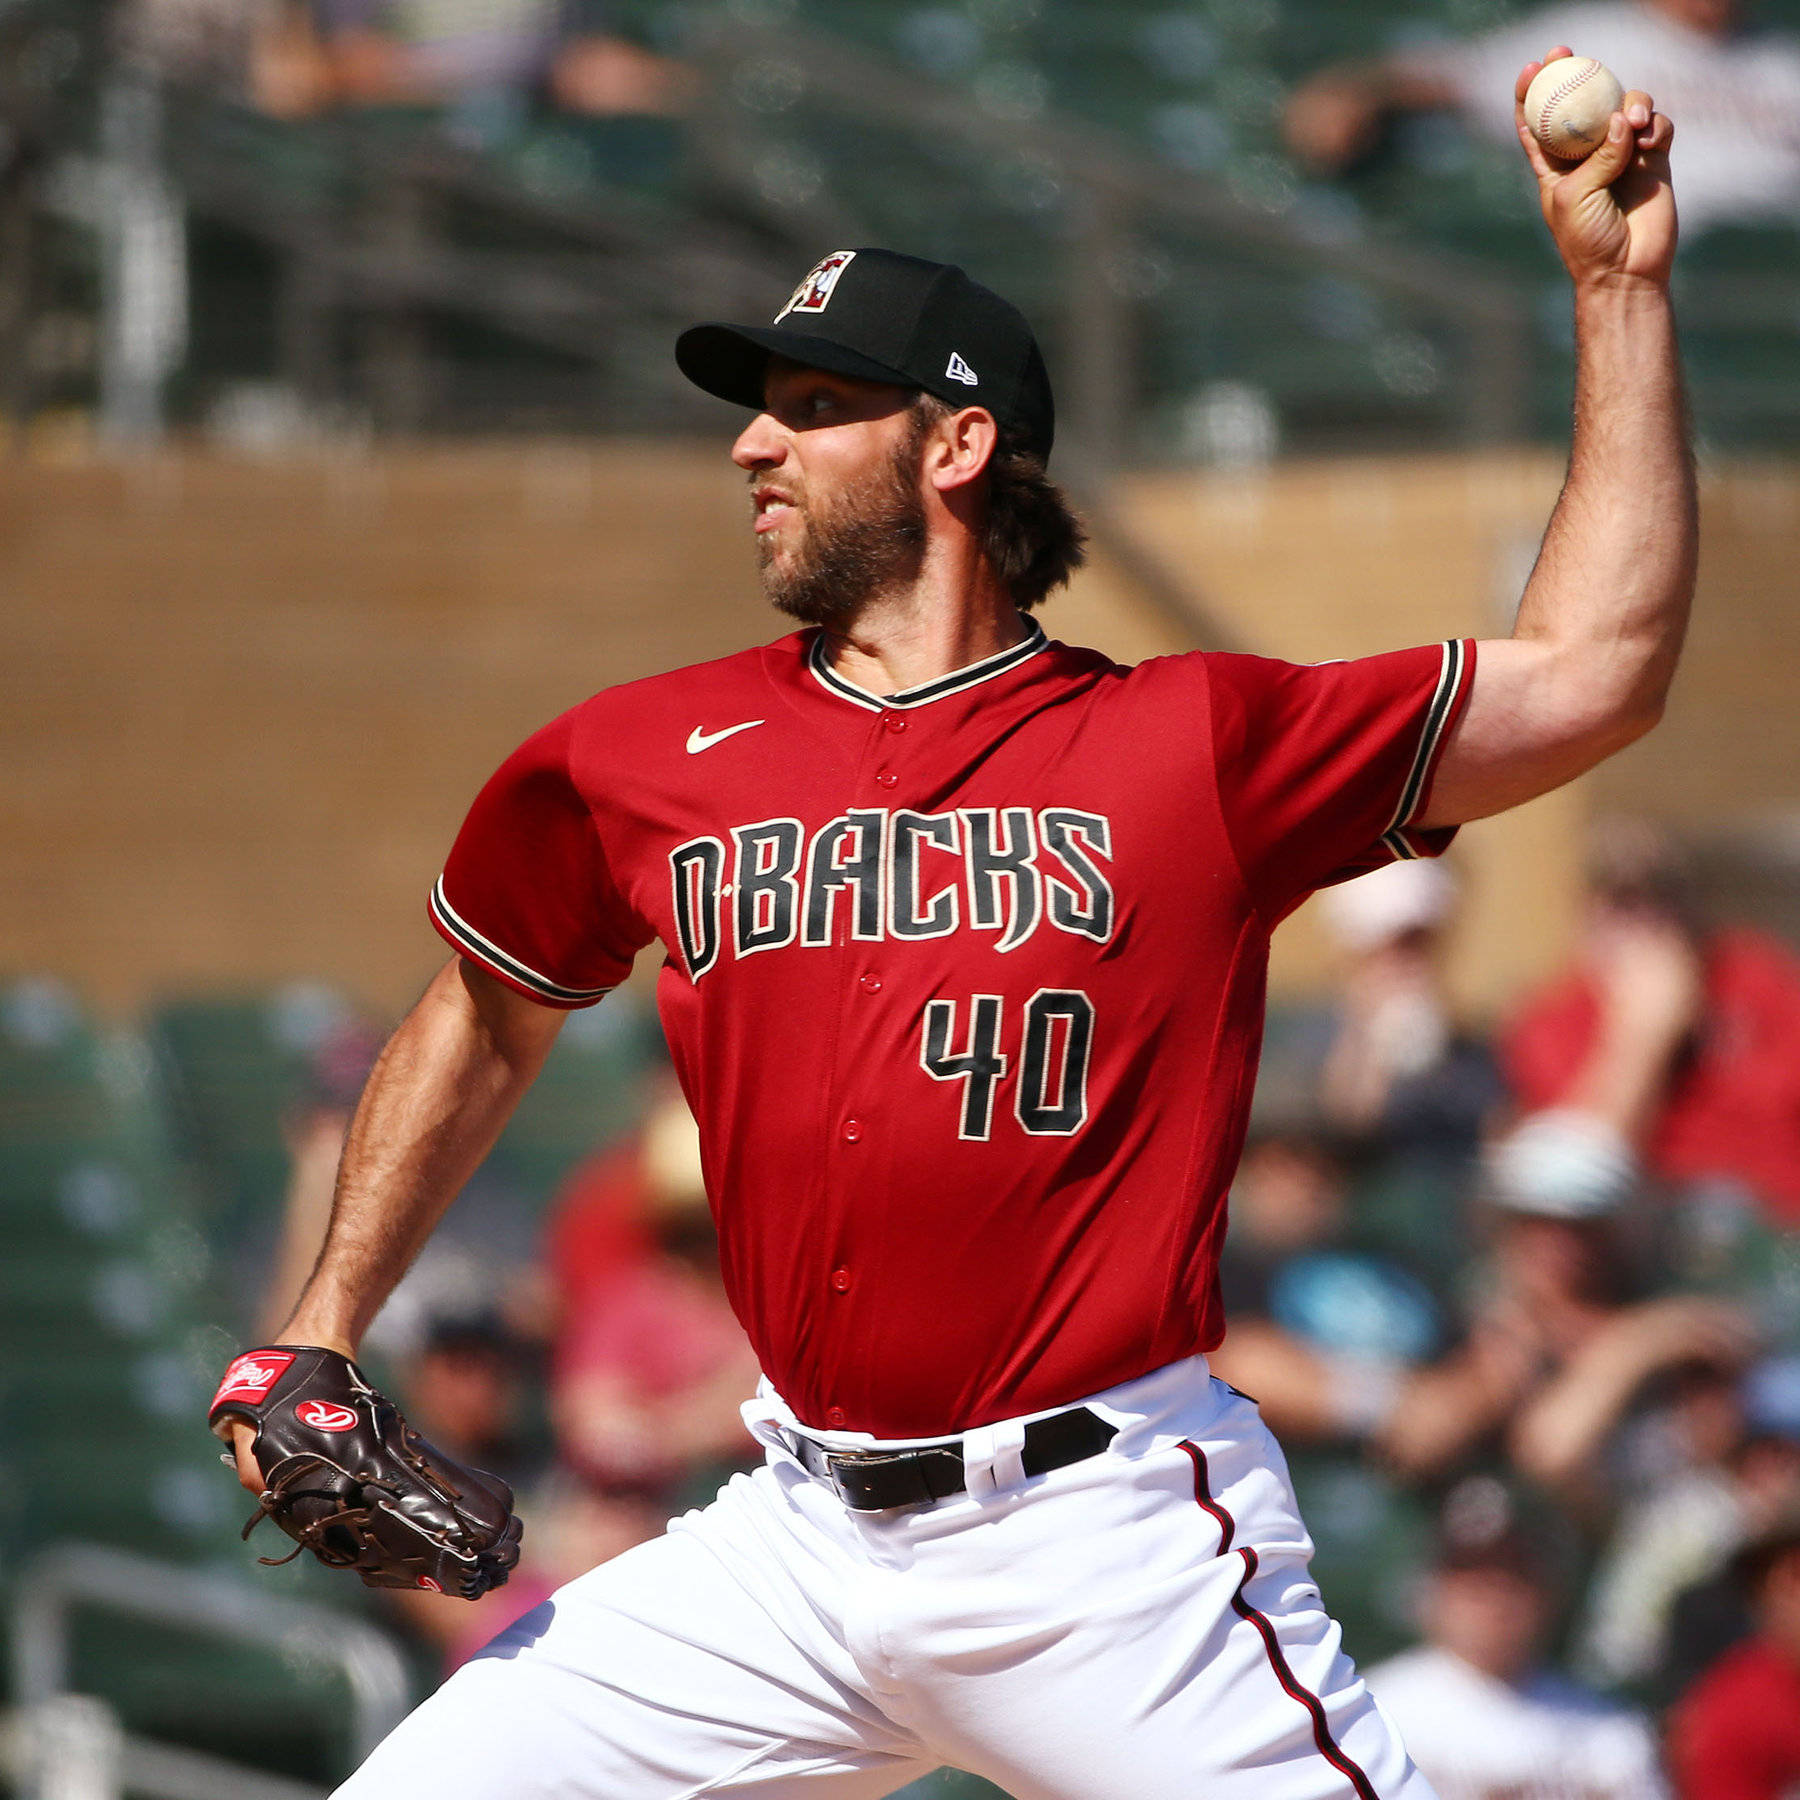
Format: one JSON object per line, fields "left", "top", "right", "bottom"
{"left": 209, "top": 1344, "right": 522, "bottom": 1599}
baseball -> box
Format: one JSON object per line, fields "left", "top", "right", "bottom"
{"left": 1523, "top": 55, "right": 1626, "bottom": 160}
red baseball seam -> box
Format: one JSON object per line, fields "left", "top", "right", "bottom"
{"left": 1177, "top": 1440, "right": 1380, "bottom": 1800}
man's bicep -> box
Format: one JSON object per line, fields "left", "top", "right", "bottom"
{"left": 1415, "top": 636, "right": 1651, "bottom": 827}
{"left": 449, "top": 955, "right": 573, "bottom": 1068}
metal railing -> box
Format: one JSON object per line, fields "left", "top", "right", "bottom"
{"left": 6, "top": 1542, "right": 411, "bottom": 1800}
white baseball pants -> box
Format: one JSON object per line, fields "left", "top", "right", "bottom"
{"left": 334, "top": 1356, "right": 1433, "bottom": 1800}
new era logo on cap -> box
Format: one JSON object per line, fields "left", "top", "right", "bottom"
{"left": 946, "top": 353, "right": 979, "bottom": 386}
{"left": 775, "top": 251, "right": 857, "bottom": 322}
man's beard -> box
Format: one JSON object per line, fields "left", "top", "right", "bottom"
{"left": 756, "top": 424, "right": 928, "bottom": 626}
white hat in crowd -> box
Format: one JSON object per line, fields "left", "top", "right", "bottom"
{"left": 1321, "top": 859, "right": 1456, "bottom": 953}
{"left": 1484, "top": 1109, "right": 1639, "bottom": 1220}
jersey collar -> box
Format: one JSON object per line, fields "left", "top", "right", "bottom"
{"left": 807, "top": 619, "right": 1050, "bottom": 714}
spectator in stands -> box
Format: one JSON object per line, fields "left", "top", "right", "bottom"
{"left": 397, "top": 1312, "right": 543, "bottom": 1497}
{"left": 1283, "top": 0, "right": 1800, "bottom": 237}
{"left": 1669, "top": 1503, "right": 1800, "bottom": 1800}
{"left": 545, "top": 1086, "right": 760, "bottom": 1501}
{"left": 315, "top": 0, "right": 691, "bottom": 131}
{"left": 1312, "top": 858, "right": 1502, "bottom": 1171}
{"left": 1578, "top": 1355, "right": 1800, "bottom": 1693}
{"left": 1503, "top": 818, "right": 1800, "bottom": 1225}
{"left": 1375, "top": 1109, "right": 1755, "bottom": 1492}
{"left": 548, "top": 3, "right": 696, "bottom": 119}
{"left": 1652, "top": 1361, "right": 1800, "bottom": 1700}
{"left": 1211, "top": 1127, "right": 1446, "bottom": 1448}
{"left": 1366, "top": 1479, "right": 1667, "bottom": 1800}
{"left": 1253, "top": 860, "right": 1499, "bottom": 1289}
{"left": 118, "top": 0, "right": 332, "bottom": 117}
{"left": 318, "top": 0, "right": 558, "bottom": 113}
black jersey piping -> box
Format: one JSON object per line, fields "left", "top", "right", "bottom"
{"left": 1379, "top": 638, "right": 1466, "bottom": 862}
{"left": 430, "top": 878, "right": 613, "bottom": 1005}
{"left": 806, "top": 620, "right": 1049, "bottom": 713}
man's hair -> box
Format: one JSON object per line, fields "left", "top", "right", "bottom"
{"left": 912, "top": 395, "right": 1086, "bottom": 611}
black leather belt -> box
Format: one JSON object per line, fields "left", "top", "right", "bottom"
{"left": 786, "top": 1407, "right": 1118, "bottom": 1512}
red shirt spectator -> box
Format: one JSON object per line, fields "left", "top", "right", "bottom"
{"left": 1670, "top": 1638, "right": 1800, "bottom": 1800}
{"left": 1504, "top": 928, "right": 1800, "bottom": 1220}
{"left": 1670, "top": 1507, "right": 1800, "bottom": 1800}
{"left": 542, "top": 1138, "right": 656, "bottom": 1346}
{"left": 543, "top": 1092, "right": 759, "bottom": 1490}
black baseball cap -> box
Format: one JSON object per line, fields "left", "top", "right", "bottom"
{"left": 676, "top": 248, "right": 1056, "bottom": 463}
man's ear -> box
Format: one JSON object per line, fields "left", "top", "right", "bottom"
{"left": 924, "top": 407, "right": 999, "bottom": 494}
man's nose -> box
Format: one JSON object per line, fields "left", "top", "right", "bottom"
{"left": 732, "top": 412, "right": 788, "bottom": 470}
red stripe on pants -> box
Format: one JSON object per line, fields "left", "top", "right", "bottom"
{"left": 1177, "top": 1440, "right": 1379, "bottom": 1800}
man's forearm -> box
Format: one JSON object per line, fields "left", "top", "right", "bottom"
{"left": 1517, "top": 282, "right": 1695, "bottom": 730}
{"left": 280, "top": 959, "right": 563, "bottom": 1353}
{"left": 1423, "top": 283, "right": 1694, "bottom": 826}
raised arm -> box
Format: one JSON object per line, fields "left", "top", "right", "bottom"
{"left": 226, "top": 955, "right": 565, "bottom": 1488}
{"left": 1419, "top": 50, "right": 1694, "bottom": 830}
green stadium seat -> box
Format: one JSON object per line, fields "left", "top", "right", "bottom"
{"left": 1284, "top": 1447, "right": 1436, "bottom": 1668}
{"left": 148, "top": 984, "right": 359, "bottom": 1288}
{"left": 893, "top": 1773, "right": 1011, "bottom": 1800}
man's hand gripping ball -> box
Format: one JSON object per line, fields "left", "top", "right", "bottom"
{"left": 1517, "top": 44, "right": 1677, "bottom": 291}
{"left": 209, "top": 1345, "right": 522, "bottom": 1598}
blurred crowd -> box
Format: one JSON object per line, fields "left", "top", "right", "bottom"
{"left": 110, "top": 0, "right": 1800, "bottom": 245}
{"left": 116, "top": 0, "right": 693, "bottom": 137}
{"left": 254, "top": 814, "right": 1800, "bottom": 1798}
{"left": 1228, "top": 816, "right": 1800, "bottom": 1799}
{"left": 1285, "top": 0, "right": 1800, "bottom": 237}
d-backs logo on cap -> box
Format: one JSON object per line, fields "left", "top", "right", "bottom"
{"left": 775, "top": 251, "right": 856, "bottom": 322}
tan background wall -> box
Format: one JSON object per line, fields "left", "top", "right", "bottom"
{"left": 3, "top": 444, "right": 1793, "bottom": 1021}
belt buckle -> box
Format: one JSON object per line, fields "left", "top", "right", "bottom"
{"left": 823, "top": 1444, "right": 955, "bottom": 1512}
{"left": 820, "top": 1446, "right": 877, "bottom": 1494}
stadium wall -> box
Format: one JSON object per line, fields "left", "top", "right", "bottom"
{"left": 2, "top": 444, "right": 1789, "bottom": 1021}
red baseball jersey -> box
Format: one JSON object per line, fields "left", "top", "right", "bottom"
{"left": 431, "top": 623, "right": 1474, "bottom": 1436}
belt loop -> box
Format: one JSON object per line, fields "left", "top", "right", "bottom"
{"left": 961, "top": 1419, "right": 1028, "bottom": 1500}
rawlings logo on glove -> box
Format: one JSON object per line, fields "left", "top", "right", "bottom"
{"left": 209, "top": 1344, "right": 522, "bottom": 1599}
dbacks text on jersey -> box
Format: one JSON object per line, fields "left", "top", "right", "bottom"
{"left": 669, "top": 805, "right": 1115, "bottom": 979}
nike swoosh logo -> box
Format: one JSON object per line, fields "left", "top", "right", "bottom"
{"left": 686, "top": 720, "right": 766, "bottom": 754}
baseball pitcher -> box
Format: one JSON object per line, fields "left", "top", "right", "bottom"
{"left": 212, "top": 51, "right": 1689, "bottom": 1800}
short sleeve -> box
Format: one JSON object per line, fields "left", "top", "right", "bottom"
{"left": 429, "top": 710, "right": 650, "bottom": 1008}
{"left": 1208, "top": 640, "right": 1476, "bottom": 924}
